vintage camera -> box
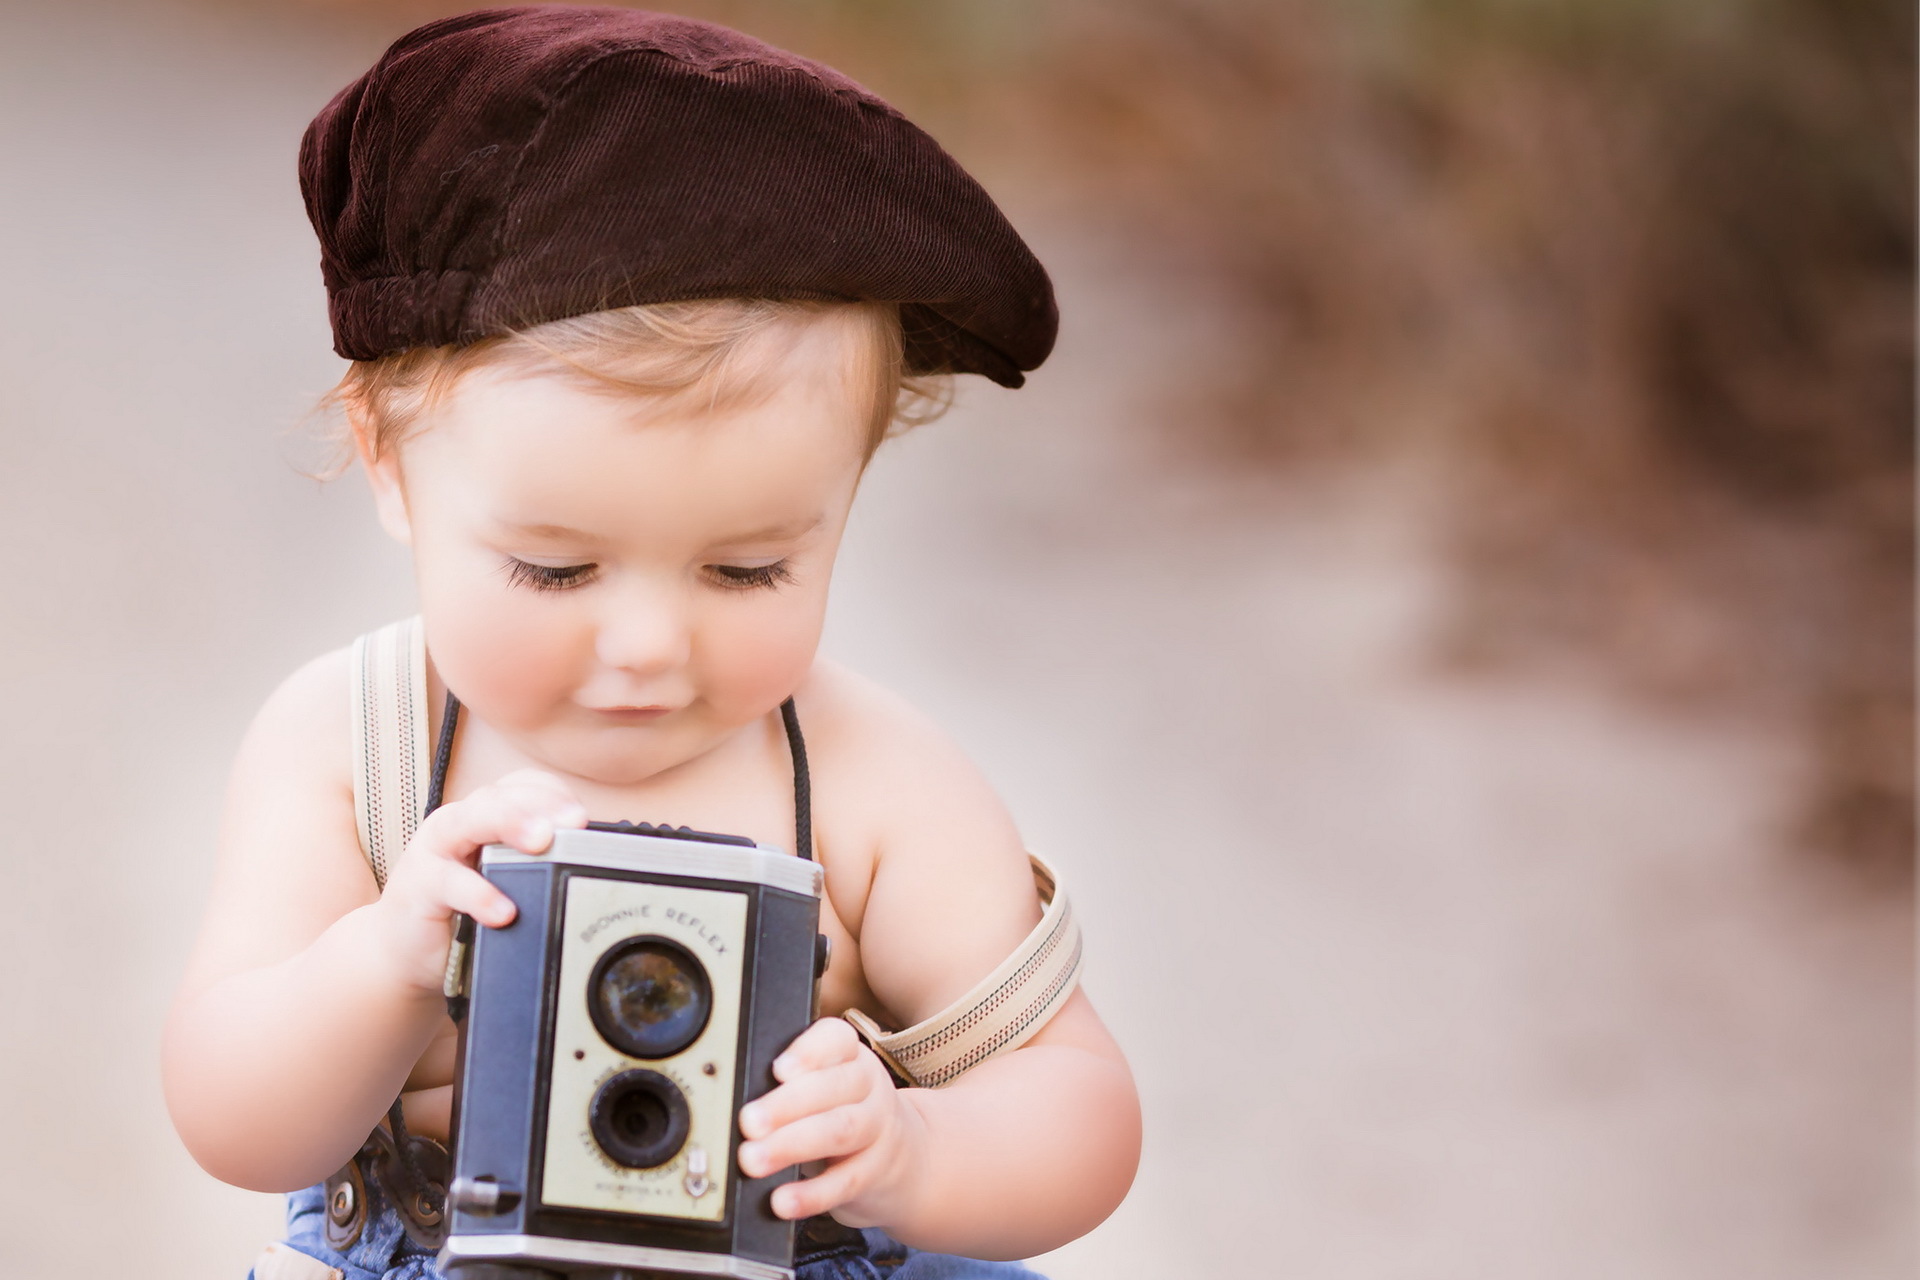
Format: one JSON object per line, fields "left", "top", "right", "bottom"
{"left": 439, "top": 821, "right": 826, "bottom": 1280}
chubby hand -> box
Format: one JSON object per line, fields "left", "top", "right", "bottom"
{"left": 372, "top": 768, "right": 587, "bottom": 995}
{"left": 736, "top": 1016, "right": 927, "bottom": 1224}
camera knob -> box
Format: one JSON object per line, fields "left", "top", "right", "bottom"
{"left": 448, "top": 1177, "right": 521, "bottom": 1216}
{"left": 814, "top": 934, "right": 832, "bottom": 977}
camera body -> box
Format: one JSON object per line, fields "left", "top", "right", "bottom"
{"left": 438, "top": 822, "right": 824, "bottom": 1280}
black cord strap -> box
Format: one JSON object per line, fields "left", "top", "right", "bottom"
{"left": 425, "top": 691, "right": 460, "bottom": 817}
{"left": 779, "top": 696, "right": 813, "bottom": 862}
{"left": 384, "top": 1096, "right": 431, "bottom": 1213}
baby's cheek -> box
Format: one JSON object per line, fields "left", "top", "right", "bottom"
{"left": 425, "top": 591, "right": 586, "bottom": 728}
{"left": 698, "top": 602, "right": 823, "bottom": 718}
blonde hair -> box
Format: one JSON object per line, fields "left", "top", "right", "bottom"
{"left": 328, "top": 298, "right": 950, "bottom": 467}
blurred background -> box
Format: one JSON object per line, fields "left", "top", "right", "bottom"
{"left": 0, "top": 0, "right": 1910, "bottom": 1276}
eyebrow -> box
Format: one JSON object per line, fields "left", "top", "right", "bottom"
{"left": 496, "top": 514, "right": 826, "bottom": 544}
{"left": 713, "top": 513, "right": 826, "bottom": 544}
{"left": 499, "top": 521, "right": 602, "bottom": 542}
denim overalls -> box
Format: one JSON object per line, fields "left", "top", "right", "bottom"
{"left": 265, "top": 1177, "right": 1039, "bottom": 1279}
{"left": 251, "top": 690, "right": 1043, "bottom": 1280}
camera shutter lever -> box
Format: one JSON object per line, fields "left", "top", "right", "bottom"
{"left": 683, "top": 1146, "right": 711, "bottom": 1198}
{"left": 448, "top": 1176, "right": 520, "bottom": 1216}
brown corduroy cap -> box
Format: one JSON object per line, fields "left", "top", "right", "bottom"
{"left": 300, "top": 6, "right": 1056, "bottom": 387}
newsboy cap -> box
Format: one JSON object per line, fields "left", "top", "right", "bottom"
{"left": 300, "top": 6, "right": 1056, "bottom": 386}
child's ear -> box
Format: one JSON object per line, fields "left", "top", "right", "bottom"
{"left": 350, "top": 416, "right": 413, "bottom": 546}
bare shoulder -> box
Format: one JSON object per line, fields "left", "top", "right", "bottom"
{"left": 795, "top": 661, "right": 1040, "bottom": 1025}
{"left": 177, "top": 645, "right": 370, "bottom": 997}
{"left": 241, "top": 645, "right": 355, "bottom": 782}
{"left": 793, "top": 660, "right": 1019, "bottom": 862}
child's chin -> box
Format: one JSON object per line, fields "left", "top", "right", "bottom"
{"left": 547, "top": 717, "right": 708, "bottom": 784}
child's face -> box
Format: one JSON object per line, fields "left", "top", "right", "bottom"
{"left": 364, "top": 318, "right": 872, "bottom": 785}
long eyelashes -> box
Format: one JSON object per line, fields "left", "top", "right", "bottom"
{"left": 503, "top": 559, "right": 598, "bottom": 592}
{"left": 707, "top": 561, "right": 796, "bottom": 591}
{"left": 501, "top": 558, "right": 795, "bottom": 592}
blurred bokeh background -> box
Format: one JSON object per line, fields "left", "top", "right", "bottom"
{"left": 0, "top": 0, "right": 1910, "bottom": 1277}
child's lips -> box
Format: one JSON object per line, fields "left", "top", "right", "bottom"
{"left": 586, "top": 704, "right": 675, "bottom": 721}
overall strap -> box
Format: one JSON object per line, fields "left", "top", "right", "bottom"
{"left": 349, "top": 618, "right": 432, "bottom": 890}
{"left": 347, "top": 617, "right": 448, "bottom": 1228}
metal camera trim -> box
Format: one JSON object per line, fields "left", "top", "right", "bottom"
{"left": 480, "top": 831, "right": 823, "bottom": 896}
{"left": 440, "top": 1231, "right": 794, "bottom": 1280}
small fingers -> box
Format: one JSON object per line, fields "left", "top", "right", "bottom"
{"left": 409, "top": 773, "right": 588, "bottom": 862}
{"left": 739, "top": 1056, "right": 875, "bottom": 1140}
{"left": 439, "top": 860, "right": 516, "bottom": 929}
{"left": 770, "top": 1017, "right": 864, "bottom": 1082}
{"left": 479, "top": 774, "right": 589, "bottom": 852}
{"left": 492, "top": 769, "right": 589, "bottom": 825}
{"left": 738, "top": 1100, "right": 881, "bottom": 1179}
{"left": 383, "top": 771, "right": 585, "bottom": 930}
{"left": 389, "top": 859, "right": 515, "bottom": 929}
{"left": 769, "top": 1147, "right": 884, "bottom": 1220}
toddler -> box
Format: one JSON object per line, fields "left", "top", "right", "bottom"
{"left": 162, "top": 8, "right": 1140, "bottom": 1280}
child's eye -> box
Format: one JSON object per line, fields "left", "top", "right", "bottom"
{"left": 503, "top": 558, "right": 599, "bottom": 592}
{"left": 706, "top": 560, "right": 795, "bottom": 591}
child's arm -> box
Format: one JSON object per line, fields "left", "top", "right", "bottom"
{"left": 161, "top": 651, "right": 585, "bottom": 1190}
{"left": 736, "top": 670, "right": 1142, "bottom": 1259}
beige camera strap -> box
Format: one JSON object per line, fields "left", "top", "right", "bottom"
{"left": 349, "top": 616, "right": 431, "bottom": 890}
{"left": 842, "top": 853, "right": 1084, "bottom": 1089}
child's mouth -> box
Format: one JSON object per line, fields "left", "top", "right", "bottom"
{"left": 587, "top": 705, "right": 674, "bottom": 721}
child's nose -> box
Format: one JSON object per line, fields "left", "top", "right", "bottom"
{"left": 593, "top": 583, "right": 693, "bottom": 676}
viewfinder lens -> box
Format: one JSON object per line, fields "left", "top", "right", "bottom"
{"left": 588, "top": 936, "right": 713, "bottom": 1059}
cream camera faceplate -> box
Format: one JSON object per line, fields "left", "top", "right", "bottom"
{"left": 541, "top": 874, "right": 747, "bottom": 1222}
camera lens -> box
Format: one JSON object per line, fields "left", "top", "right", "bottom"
{"left": 589, "top": 1069, "right": 691, "bottom": 1169}
{"left": 588, "top": 936, "right": 713, "bottom": 1060}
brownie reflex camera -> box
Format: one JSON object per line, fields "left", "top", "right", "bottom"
{"left": 438, "top": 821, "right": 827, "bottom": 1280}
